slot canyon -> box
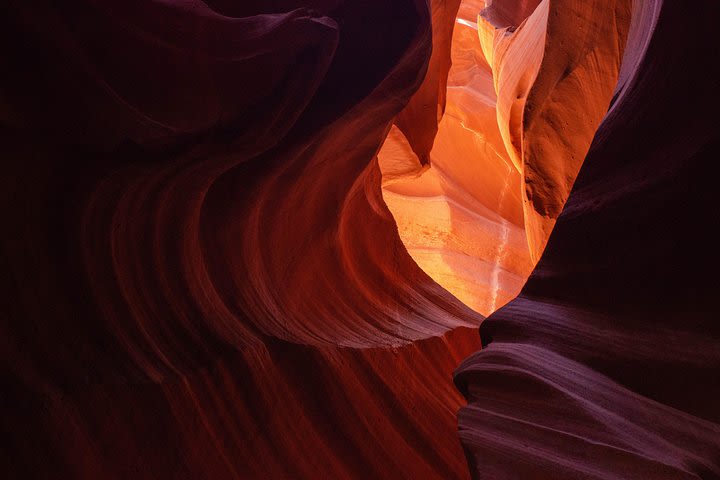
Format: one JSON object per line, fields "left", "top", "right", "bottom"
{"left": 2, "top": 0, "right": 719, "bottom": 478}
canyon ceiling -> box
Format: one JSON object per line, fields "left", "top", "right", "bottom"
{"left": 2, "top": 0, "right": 719, "bottom": 479}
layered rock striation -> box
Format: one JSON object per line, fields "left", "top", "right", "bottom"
{"left": 2, "top": 0, "right": 718, "bottom": 478}
{"left": 455, "top": 1, "right": 720, "bottom": 477}
{"left": 2, "top": 1, "right": 481, "bottom": 477}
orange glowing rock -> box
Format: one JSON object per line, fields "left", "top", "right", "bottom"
{"left": 395, "top": 0, "right": 461, "bottom": 165}
{"left": 518, "top": 0, "right": 631, "bottom": 260}
{"left": 380, "top": 0, "right": 631, "bottom": 313}
{"left": 380, "top": 0, "right": 535, "bottom": 315}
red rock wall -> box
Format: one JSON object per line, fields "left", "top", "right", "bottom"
{"left": 2, "top": 1, "right": 482, "bottom": 478}
{"left": 3, "top": 0, "right": 718, "bottom": 478}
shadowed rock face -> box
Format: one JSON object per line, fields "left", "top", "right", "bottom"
{"left": 2, "top": 0, "right": 718, "bottom": 479}
{"left": 2, "top": 1, "right": 482, "bottom": 478}
{"left": 455, "top": 0, "right": 720, "bottom": 477}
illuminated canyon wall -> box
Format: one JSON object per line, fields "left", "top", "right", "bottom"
{"left": 380, "top": 0, "right": 629, "bottom": 315}
{"left": 379, "top": 0, "right": 534, "bottom": 316}
{"left": 2, "top": 0, "right": 719, "bottom": 479}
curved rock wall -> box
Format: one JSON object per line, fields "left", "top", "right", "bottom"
{"left": 3, "top": 0, "right": 718, "bottom": 478}
{"left": 455, "top": 0, "right": 720, "bottom": 477}
{"left": 2, "top": 1, "right": 482, "bottom": 477}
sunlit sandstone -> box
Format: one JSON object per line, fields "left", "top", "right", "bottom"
{"left": 380, "top": 0, "right": 630, "bottom": 313}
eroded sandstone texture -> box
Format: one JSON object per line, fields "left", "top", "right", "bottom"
{"left": 455, "top": 0, "right": 720, "bottom": 477}
{"left": 2, "top": 2, "right": 481, "bottom": 478}
{"left": 2, "top": 0, "right": 718, "bottom": 479}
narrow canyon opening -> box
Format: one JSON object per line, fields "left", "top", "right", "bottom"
{"left": 379, "top": 0, "right": 629, "bottom": 316}
{"left": 378, "top": 0, "right": 541, "bottom": 316}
